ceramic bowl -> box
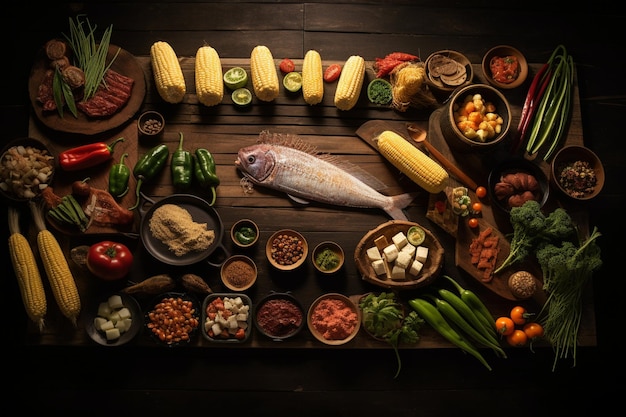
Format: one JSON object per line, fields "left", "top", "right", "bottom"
{"left": 254, "top": 291, "right": 305, "bottom": 341}
{"left": 220, "top": 255, "right": 258, "bottom": 291}
{"left": 482, "top": 45, "right": 529, "bottom": 89}
{"left": 488, "top": 157, "right": 550, "bottom": 213}
{"left": 0, "top": 137, "right": 56, "bottom": 202}
{"left": 550, "top": 145, "right": 605, "bottom": 201}
{"left": 307, "top": 293, "right": 361, "bottom": 346}
{"left": 311, "top": 241, "right": 345, "bottom": 275}
{"left": 137, "top": 110, "right": 165, "bottom": 137}
{"left": 85, "top": 292, "right": 142, "bottom": 347}
{"left": 230, "top": 218, "right": 260, "bottom": 249}
{"left": 266, "top": 229, "right": 308, "bottom": 271}
{"left": 424, "top": 49, "right": 474, "bottom": 96}
{"left": 201, "top": 293, "right": 252, "bottom": 343}
{"left": 440, "top": 83, "right": 512, "bottom": 153}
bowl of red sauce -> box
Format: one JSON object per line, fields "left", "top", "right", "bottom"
{"left": 254, "top": 292, "right": 305, "bottom": 341}
{"left": 482, "top": 45, "right": 528, "bottom": 90}
{"left": 307, "top": 293, "right": 361, "bottom": 346}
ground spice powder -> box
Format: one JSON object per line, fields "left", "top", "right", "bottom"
{"left": 310, "top": 298, "right": 358, "bottom": 340}
{"left": 223, "top": 259, "right": 256, "bottom": 288}
{"left": 149, "top": 204, "right": 215, "bottom": 256}
{"left": 256, "top": 298, "right": 303, "bottom": 337}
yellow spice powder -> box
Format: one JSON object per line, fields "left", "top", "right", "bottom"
{"left": 149, "top": 204, "right": 215, "bottom": 256}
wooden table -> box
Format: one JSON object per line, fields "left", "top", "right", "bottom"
{"left": 23, "top": 56, "right": 596, "bottom": 349}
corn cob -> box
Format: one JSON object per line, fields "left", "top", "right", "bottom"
{"left": 302, "top": 49, "right": 324, "bottom": 105}
{"left": 150, "top": 41, "right": 186, "bottom": 104}
{"left": 29, "top": 201, "right": 81, "bottom": 327}
{"left": 8, "top": 207, "right": 46, "bottom": 332}
{"left": 376, "top": 130, "right": 449, "bottom": 193}
{"left": 250, "top": 45, "right": 280, "bottom": 102}
{"left": 334, "top": 55, "right": 365, "bottom": 110}
{"left": 195, "top": 45, "right": 223, "bottom": 106}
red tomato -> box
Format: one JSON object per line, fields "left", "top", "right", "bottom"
{"left": 87, "top": 241, "right": 134, "bottom": 280}
{"left": 323, "top": 64, "right": 342, "bottom": 82}
{"left": 495, "top": 316, "right": 515, "bottom": 336}
{"left": 468, "top": 218, "right": 479, "bottom": 228}
{"left": 506, "top": 329, "right": 528, "bottom": 347}
{"left": 279, "top": 58, "right": 295, "bottom": 74}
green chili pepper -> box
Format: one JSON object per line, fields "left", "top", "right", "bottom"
{"left": 171, "top": 132, "right": 193, "bottom": 189}
{"left": 438, "top": 288, "right": 499, "bottom": 343}
{"left": 129, "top": 143, "right": 169, "bottom": 210}
{"left": 235, "top": 226, "right": 257, "bottom": 245}
{"left": 408, "top": 297, "right": 492, "bottom": 371}
{"left": 194, "top": 147, "right": 220, "bottom": 205}
{"left": 443, "top": 275, "right": 497, "bottom": 335}
{"left": 108, "top": 152, "right": 131, "bottom": 198}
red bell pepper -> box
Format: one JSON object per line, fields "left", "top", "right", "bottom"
{"left": 59, "top": 137, "right": 125, "bottom": 171}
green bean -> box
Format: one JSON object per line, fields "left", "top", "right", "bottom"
{"left": 443, "top": 275, "right": 496, "bottom": 336}
{"left": 438, "top": 288, "right": 500, "bottom": 345}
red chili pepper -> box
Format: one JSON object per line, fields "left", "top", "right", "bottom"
{"left": 384, "top": 52, "right": 418, "bottom": 62}
{"left": 59, "top": 137, "right": 125, "bottom": 171}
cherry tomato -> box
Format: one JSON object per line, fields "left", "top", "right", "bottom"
{"left": 468, "top": 218, "right": 479, "bottom": 228}
{"left": 279, "top": 58, "right": 295, "bottom": 74}
{"left": 323, "top": 64, "right": 342, "bottom": 82}
{"left": 471, "top": 202, "right": 483, "bottom": 213}
{"left": 87, "top": 241, "right": 134, "bottom": 280}
{"left": 510, "top": 305, "right": 532, "bottom": 325}
{"left": 495, "top": 316, "right": 515, "bottom": 336}
{"left": 475, "top": 186, "right": 487, "bottom": 198}
{"left": 506, "top": 329, "right": 528, "bottom": 347}
{"left": 523, "top": 322, "right": 545, "bottom": 339}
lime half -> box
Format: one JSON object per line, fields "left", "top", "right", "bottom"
{"left": 283, "top": 71, "right": 302, "bottom": 92}
{"left": 232, "top": 88, "right": 252, "bottom": 106}
{"left": 407, "top": 226, "right": 426, "bottom": 246}
{"left": 224, "top": 67, "right": 248, "bottom": 90}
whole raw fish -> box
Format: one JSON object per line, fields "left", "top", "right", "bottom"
{"left": 234, "top": 131, "right": 417, "bottom": 220}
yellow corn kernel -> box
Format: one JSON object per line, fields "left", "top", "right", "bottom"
{"left": 195, "top": 45, "right": 223, "bottom": 107}
{"left": 376, "top": 130, "right": 449, "bottom": 194}
{"left": 150, "top": 41, "right": 187, "bottom": 104}
{"left": 334, "top": 55, "right": 365, "bottom": 110}
{"left": 302, "top": 49, "right": 324, "bottom": 105}
{"left": 8, "top": 207, "right": 46, "bottom": 332}
{"left": 250, "top": 45, "right": 280, "bottom": 102}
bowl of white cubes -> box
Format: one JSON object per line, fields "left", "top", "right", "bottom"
{"left": 353, "top": 220, "right": 445, "bottom": 290}
{"left": 86, "top": 292, "right": 142, "bottom": 346}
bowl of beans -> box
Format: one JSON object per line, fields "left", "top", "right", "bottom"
{"left": 307, "top": 293, "right": 361, "bottom": 346}
{"left": 265, "top": 229, "right": 308, "bottom": 271}
{"left": 550, "top": 145, "right": 604, "bottom": 201}
{"left": 220, "top": 255, "right": 258, "bottom": 291}
{"left": 254, "top": 291, "right": 305, "bottom": 341}
{"left": 137, "top": 110, "right": 165, "bottom": 138}
{"left": 145, "top": 292, "right": 200, "bottom": 347}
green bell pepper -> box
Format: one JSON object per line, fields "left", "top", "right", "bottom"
{"left": 108, "top": 152, "right": 131, "bottom": 198}
{"left": 171, "top": 132, "right": 193, "bottom": 189}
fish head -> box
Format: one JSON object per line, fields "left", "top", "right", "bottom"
{"left": 235, "top": 144, "right": 275, "bottom": 182}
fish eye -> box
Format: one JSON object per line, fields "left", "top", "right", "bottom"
{"left": 247, "top": 155, "right": 256, "bottom": 163}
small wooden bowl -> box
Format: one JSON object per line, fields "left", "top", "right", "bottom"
{"left": 220, "top": 255, "right": 258, "bottom": 291}
{"left": 425, "top": 49, "right": 474, "bottom": 95}
{"left": 230, "top": 218, "right": 259, "bottom": 249}
{"left": 551, "top": 145, "right": 605, "bottom": 201}
{"left": 482, "top": 45, "right": 528, "bottom": 90}
{"left": 266, "top": 229, "right": 308, "bottom": 271}
{"left": 311, "top": 241, "right": 345, "bottom": 275}
{"left": 137, "top": 110, "right": 165, "bottom": 138}
{"left": 307, "top": 293, "right": 361, "bottom": 346}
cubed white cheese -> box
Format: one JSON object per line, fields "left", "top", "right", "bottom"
{"left": 395, "top": 251, "right": 413, "bottom": 270}
{"left": 93, "top": 317, "right": 108, "bottom": 331}
{"left": 108, "top": 294, "right": 124, "bottom": 310}
{"left": 390, "top": 265, "right": 406, "bottom": 280}
{"left": 383, "top": 244, "right": 399, "bottom": 262}
{"left": 105, "top": 328, "right": 121, "bottom": 341}
{"left": 401, "top": 243, "right": 416, "bottom": 258}
{"left": 97, "top": 302, "right": 112, "bottom": 318}
{"left": 117, "top": 307, "right": 132, "bottom": 320}
{"left": 108, "top": 311, "right": 121, "bottom": 324}
{"left": 100, "top": 320, "right": 115, "bottom": 332}
{"left": 409, "top": 259, "right": 424, "bottom": 276}
{"left": 371, "top": 259, "right": 386, "bottom": 276}
{"left": 415, "top": 246, "right": 429, "bottom": 263}
{"left": 392, "top": 232, "right": 408, "bottom": 249}
{"left": 366, "top": 246, "right": 382, "bottom": 262}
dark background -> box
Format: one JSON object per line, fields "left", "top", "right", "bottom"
{"left": 3, "top": 1, "right": 624, "bottom": 415}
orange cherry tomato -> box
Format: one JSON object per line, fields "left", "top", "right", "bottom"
{"left": 495, "top": 316, "right": 515, "bottom": 336}
{"left": 468, "top": 218, "right": 479, "bottom": 228}
{"left": 510, "top": 305, "right": 532, "bottom": 325}
{"left": 475, "top": 186, "right": 487, "bottom": 198}
{"left": 506, "top": 329, "right": 528, "bottom": 347}
{"left": 523, "top": 322, "right": 544, "bottom": 339}
{"left": 471, "top": 202, "right": 483, "bottom": 213}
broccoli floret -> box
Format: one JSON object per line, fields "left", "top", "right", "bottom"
{"left": 542, "top": 207, "right": 576, "bottom": 242}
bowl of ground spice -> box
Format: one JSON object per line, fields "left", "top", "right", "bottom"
{"left": 311, "top": 241, "right": 344, "bottom": 275}
{"left": 220, "top": 255, "right": 258, "bottom": 291}
{"left": 254, "top": 292, "right": 305, "bottom": 341}
{"left": 307, "top": 293, "right": 361, "bottom": 346}
{"left": 266, "top": 229, "right": 308, "bottom": 271}
{"left": 551, "top": 145, "right": 604, "bottom": 201}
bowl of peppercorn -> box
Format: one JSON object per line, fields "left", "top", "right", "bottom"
{"left": 137, "top": 110, "right": 165, "bottom": 138}
{"left": 231, "top": 218, "right": 259, "bottom": 249}
{"left": 266, "top": 229, "right": 308, "bottom": 271}
{"left": 311, "top": 241, "right": 344, "bottom": 275}
{"left": 550, "top": 145, "right": 604, "bottom": 201}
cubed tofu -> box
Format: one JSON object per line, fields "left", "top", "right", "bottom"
{"left": 371, "top": 259, "right": 386, "bottom": 276}
{"left": 401, "top": 243, "right": 416, "bottom": 258}
{"left": 108, "top": 294, "right": 124, "bottom": 310}
{"left": 409, "top": 259, "right": 424, "bottom": 276}
{"left": 374, "top": 235, "right": 389, "bottom": 251}
{"left": 105, "top": 328, "right": 121, "bottom": 341}
{"left": 93, "top": 317, "right": 108, "bottom": 331}
{"left": 415, "top": 246, "right": 429, "bottom": 263}
{"left": 383, "top": 244, "right": 399, "bottom": 262}
{"left": 395, "top": 251, "right": 413, "bottom": 270}
{"left": 390, "top": 265, "right": 406, "bottom": 280}
{"left": 100, "top": 320, "right": 115, "bottom": 332}
{"left": 117, "top": 307, "right": 132, "bottom": 320}
{"left": 366, "top": 246, "right": 382, "bottom": 262}
{"left": 97, "top": 302, "right": 112, "bottom": 318}
{"left": 392, "top": 232, "right": 408, "bottom": 249}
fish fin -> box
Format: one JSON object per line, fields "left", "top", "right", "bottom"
{"left": 288, "top": 194, "right": 310, "bottom": 205}
{"left": 386, "top": 192, "right": 419, "bottom": 220}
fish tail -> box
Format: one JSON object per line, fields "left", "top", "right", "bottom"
{"left": 386, "top": 192, "right": 419, "bottom": 220}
